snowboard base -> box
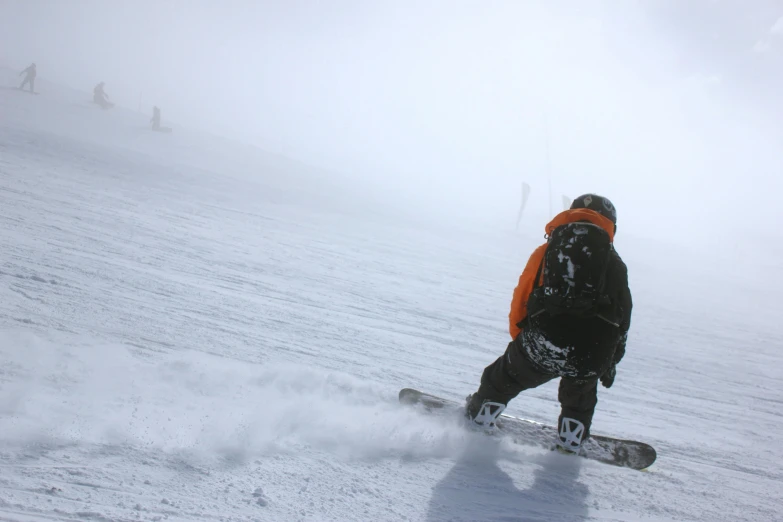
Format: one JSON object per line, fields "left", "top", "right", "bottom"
{"left": 399, "top": 388, "right": 656, "bottom": 470}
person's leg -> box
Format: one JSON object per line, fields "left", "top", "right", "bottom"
{"left": 557, "top": 377, "right": 598, "bottom": 446}
{"left": 30, "top": 78, "right": 35, "bottom": 92}
{"left": 468, "top": 338, "right": 555, "bottom": 420}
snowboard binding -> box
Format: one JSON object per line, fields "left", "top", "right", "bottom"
{"left": 557, "top": 417, "right": 586, "bottom": 453}
{"left": 465, "top": 395, "right": 506, "bottom": 429}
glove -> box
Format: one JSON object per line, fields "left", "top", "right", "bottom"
{"left": 600, "top": 364, "right": 616, "bottom": 389}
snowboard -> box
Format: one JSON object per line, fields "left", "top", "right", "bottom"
{"left": 399, "top": 388, "right": 657, "bottom": 470}
{"left": 1, "top": 86, "right": 37, "bottom": 95}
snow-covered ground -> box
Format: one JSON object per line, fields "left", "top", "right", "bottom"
{"left": 1, "top": 81, "right": 781, "bottom": 522}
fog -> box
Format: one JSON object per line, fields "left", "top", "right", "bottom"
{"left": 2, "top": 0, "right": 782, "bottom": 241}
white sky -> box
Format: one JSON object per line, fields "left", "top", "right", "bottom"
{"left": 1, "top": 0, "right": 782, "bottom": 238}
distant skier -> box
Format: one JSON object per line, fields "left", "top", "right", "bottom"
{"left": 19, "top": 63, "right": 36, "bottom": 92}
{"left": 93, "top": 82, "right": 113, "bottom": 109}
{"left": 465, "top": 194, "right": 632, "bottom": 453}
{"left": 151, "top": 106, "right": 161, "bottom": 130}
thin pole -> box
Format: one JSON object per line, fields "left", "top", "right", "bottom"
{"left": 545, "top": 116, "right": 553, "bottom": 219}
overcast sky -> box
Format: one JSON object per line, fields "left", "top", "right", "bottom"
{"left": 1, "top": 0, "right": 781, "bottom": 238}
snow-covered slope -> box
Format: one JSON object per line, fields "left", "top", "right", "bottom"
{"left": 1, "top": 82, "right": 781, "bottom": 521}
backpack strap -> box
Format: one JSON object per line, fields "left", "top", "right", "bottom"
{"left": 515, "top": 243, "right": 549, "bottom": 330}
{"left": 531, "top": 232, "right": 552, "bottom": 291}
{"left": 532, "top": 255, "right": 545, "bottom": 291}
{"left": 523, "top": 255, "right": 548, "bottom": 325}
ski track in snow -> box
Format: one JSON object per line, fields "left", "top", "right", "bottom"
{"left": 1, "top": 78, "right": 782, "bottom": 521}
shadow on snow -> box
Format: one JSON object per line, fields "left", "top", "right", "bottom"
{"left": 427, "top": 437, "right": 589, "bottom": 522}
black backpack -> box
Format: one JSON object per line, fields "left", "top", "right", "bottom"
{"left": 526, "top": 222, "right": 618, "bottom": 325}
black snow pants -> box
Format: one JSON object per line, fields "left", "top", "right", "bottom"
{"left": 475, "top": 337, "right": 599, "bottom": 437}
{"left": 20, "top": 76, "right": 35, "bottom": 92}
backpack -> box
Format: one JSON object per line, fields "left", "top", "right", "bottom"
{"left": 526, "top": 222, "right": 618, "bottom": 325}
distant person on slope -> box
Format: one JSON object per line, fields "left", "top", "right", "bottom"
{"left": 93, "top": 82, "right": 112, "bottom": 109}
{"left": 151, "top": 106, "right": 161, "bottom": 130}
{"left": 19, "top": 63, "right": 37, "bottom": 92}
{"left": 464, "top": 194, "right": 632, "bottom": 454}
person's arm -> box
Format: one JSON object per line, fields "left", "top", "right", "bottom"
{"left": 613, "top": 261, "right": 632, "bottom": 365}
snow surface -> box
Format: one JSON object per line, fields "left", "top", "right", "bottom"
{"left": 1, "top": 78, "right": 782, "bottom": 522}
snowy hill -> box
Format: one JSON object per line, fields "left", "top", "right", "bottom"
{"left": 1, "top": 79, "right": 781, "bottom": 521}
{"left": 0, "top": 67, "right": 376, "bottom": 219}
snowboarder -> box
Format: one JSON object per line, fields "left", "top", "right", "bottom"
{"left": 151, "top": 106, "right": 161, "bottom": 130}
{"left": 93, "top": 82, "right": 112, "bottom": 109}
{"left": 19, "top": 63, "right": 36, "bottom": 92}
{"left": 465, "top": 194, "right": 632, "bottom": 453}
{"left": 150, "top": 106, "right": 172, "bottom": 133}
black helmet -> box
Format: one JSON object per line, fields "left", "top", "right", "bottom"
{"left": 570, "top": 194, "right": 617, "bottom": 224}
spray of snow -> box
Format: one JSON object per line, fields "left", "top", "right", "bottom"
{"left": 0, "top": 330, "right": 477, "bottom": 467}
